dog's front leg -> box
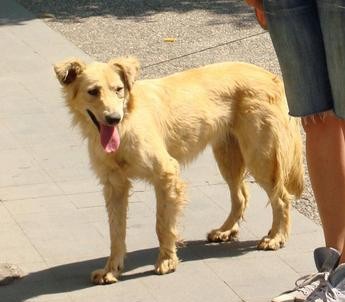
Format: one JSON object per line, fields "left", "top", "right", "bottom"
{"left": 91, "top": 176, "right": 130, "bottom": 285}
{"left": 154, "top": 157, "right": 186, "bottom": 275}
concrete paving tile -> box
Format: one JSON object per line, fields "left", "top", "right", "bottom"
{"left": 68, "top": 191, "right": 104, "bottom": 209}
{"left": 27, "top": 256, "right": 155, "bottom": 301}
{"left": 278, "top": 251, "right": 317, "bottom": 275}
{"left": 130, "top": 188, "right": 156, "bottom": 205}
{"left": 0, "top": 270, "right": 73, "bottom": 302}
{"left": 26, "top": 144, "right": 90, "bottom": 183}
{"left": 4, "top": 195, "right": 75, "bottom": 216}
{"left": 128, "top": 200, "right": 156, "bottom": 221}
{"left": 50, "top": 260, "right": 104, "bottom": 281}
{"left": 42, "top": 167, "right": 94, "bottom": 183}
{"left": 0, "top": 183, "right": 63, "bottom": 201}
{"left": 0, "top": 123, "right": 20, "bottom": 151}
{"left": 0, "top": 77, "right": 45, "bottom": 116}
{"left": 0, "top": 202, "right": 14, "bottom": 224}
{"left": 131, "top": 180, "right": 148, "bottom": 192}
{"left": 184, "top": 239, "right": 261, "bottom": 264}
{"left": 16, "top": 70, "right": 60, "bottom": 93}
{"left": 244, "top": 183, "right": 321, "bottom": 236}
{"left": 2, "top": 112, "right": 60, "bottom": 144}
{"left": 181, "top": 161, "right": 225, "bottom": 187}
{"left": 289, "top": 210, "right": 321, "bottom": 235}
{"left": 199, "top": 183, "right": 232, "bottom": 211}
{"left": 0, "top": 165, "right": 49, "bottom": 188}
{"left": 68, "top": 279, "right": 156, "bottom": 302}
{"left": 24, "top": 220, "right": 108, "bottom": 263}
{"left": 276, "top": 231, "right": 324, "bottom": 256}
{"left": 141, "top": 259, "right": 241, "bottom": 302}
{"left": 208, "top": 255, "right": 299, "bottom": 301}
{"left": 2, "top": 12, "right": 91, "bottom": 63}
{"left": 5, "top": 54, "right": 47, "bottom": 78}
{"left": 28, "top": 143, "right": 89, "bottom": 165}
{"left": 13, "top": 209, "right": 91, "bottom": 240}
{"left": 56, "top": 179, "right": 101, "bottom": 195}
{"left": 126, "top": 227, "right": 158, "bottom": 252}
{"left": 77, "top": 207, "right": 108, "bottom": 225}
{"left": 0, "top": 28, "right": 40, "bottom": 65}
{"left": 0, "top": 222, "right": 33, "bottom": 249}
{"left": 33, "top": 238, "right": 108, "bottom": 264}
{"left": 0, "top": 149, "right": 51, "bottom": 187}
{"left": 0, "top": 244, "right": 43, "bottom": 264}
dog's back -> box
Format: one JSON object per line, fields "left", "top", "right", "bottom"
{"left": 130, "top": 62, "right": 303, "bottom": 198}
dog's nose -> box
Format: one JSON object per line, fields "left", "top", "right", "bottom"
{"left": 105, "top": 112, "right": 121, "bottom": 125}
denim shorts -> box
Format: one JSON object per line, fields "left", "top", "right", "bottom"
{"left": 263, "top": 0, "right": 345, "bottom": 119}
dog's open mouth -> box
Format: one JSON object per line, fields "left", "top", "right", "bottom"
{"left": 86, "top": 109, "right": 120, "bottom": 153}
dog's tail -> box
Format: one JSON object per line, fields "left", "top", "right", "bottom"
{"left": 271, "top": 116, "right": 304, "bottom": 203}
{"left": 285, "top": 118, "right": 304, "bottom": 199}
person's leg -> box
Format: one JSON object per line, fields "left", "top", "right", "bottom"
{"left": 264, "top": 0, "right": 345, "bottom": 258}
{"left": 303, "top": 113, "right": 345, "bottom": 261}
{"left": 263, "top": 1, "right": 345, "bottom": 300}
{"left": 316, "top": 0, "right": 345, "bottom": 264}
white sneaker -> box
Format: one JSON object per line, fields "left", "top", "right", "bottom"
{"left": 306, "top": 263, "right": 345, "bottom": 302}
{"left": 272, "top": 247, "right": 340, "bottom": 302}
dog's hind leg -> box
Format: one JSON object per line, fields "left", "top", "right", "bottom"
{"left": 256, "top": 180, "right": 291, "bottom": 250}
{"left": 91, "top": 175, "right": 130, "bottom": 285}
{"left": 207, "top": 134, "right": 249, "bottom": 242}
{"left": 153, "top": 156, "right": 186, "bottom": 275}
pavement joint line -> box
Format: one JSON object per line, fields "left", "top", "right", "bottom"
{"left": 202, "top": 258, "right": 243, "bottom": 300}
{"left": 3, "top": 201, "right": 48, "bottom": 264}
{"left": 0, "top": 191, "right": 99, "bottom": 202}
{"left": 142, "top": 31, "right": 267, "bottom": 70}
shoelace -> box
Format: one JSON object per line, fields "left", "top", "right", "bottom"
{"left": 307, "top": 279, "right": 339, "bottom": 301}
{"left": 294, "top": 272, "right": 330, "bottom": 296}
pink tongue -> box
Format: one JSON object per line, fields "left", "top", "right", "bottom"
{"left": 100, "top": 124, "right": 120, "bottom": 153}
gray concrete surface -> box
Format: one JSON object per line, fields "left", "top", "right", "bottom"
{"left": 0, "top": 0, "right": 323, "bottom": 301}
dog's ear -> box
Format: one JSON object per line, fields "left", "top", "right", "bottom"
{"left": 54, "top": 58, "right": 86, "bottom": 85}
{"left": 108, "top": 57, "right": 140, "bottom": 91}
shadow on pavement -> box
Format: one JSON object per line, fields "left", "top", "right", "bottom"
{"left": 3, "top": 0, "right": 254, "bottom": 27}
{"left": 1, "top": 239, "right": 259, "bottom": 302}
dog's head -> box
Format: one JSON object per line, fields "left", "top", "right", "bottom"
{"left": 54, "top": 57, "right": 140, "bottom": 153}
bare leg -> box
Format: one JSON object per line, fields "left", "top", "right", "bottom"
{"left": 303, "top": 113, "right": 345, "bottom": 263}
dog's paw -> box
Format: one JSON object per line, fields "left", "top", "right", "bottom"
{"left": 155, "top": 255, "right": 179, "bottom": 275}
{"left": 257, "top": 234, "right": 286, "bottom": 250}
{"left": 91, "top": 269, "right": 119, "bottom": 285}
{"left": 207, "top": 228, "right": 239, "bottom": 243}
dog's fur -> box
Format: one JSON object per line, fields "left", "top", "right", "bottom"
{"left": 54, "top": 57, "right": 304, "bottom": 284}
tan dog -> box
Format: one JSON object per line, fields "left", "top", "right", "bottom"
{"left": 54, "top": 57, "right": 304, "bottom": 284}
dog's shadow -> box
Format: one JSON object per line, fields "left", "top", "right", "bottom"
{"left": 2, "top": 239, "right": 259, "bottom": 302}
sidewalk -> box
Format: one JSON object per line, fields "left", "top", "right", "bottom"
{"left": 0, "top": 1, "right": 323, "bottom": 301}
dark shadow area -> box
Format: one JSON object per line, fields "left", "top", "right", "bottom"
{"left": 2, "top": 0, "right": 254, "bottom": 27}
{"left": 0, "top": 239, "right": 259, "bottom": 302}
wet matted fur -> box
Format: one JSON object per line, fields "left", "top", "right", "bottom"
{"left": 54, "top": 57, "right": 304, "bottom": 284}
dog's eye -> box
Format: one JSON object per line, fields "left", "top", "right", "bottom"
{"left": 116, "top": 86, "right": 124, "bottom": 93}
{"left": 88, "top": 88, "right": 100, "bottom": 96}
